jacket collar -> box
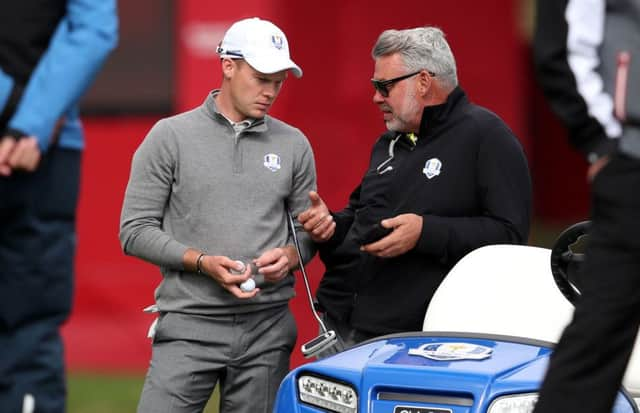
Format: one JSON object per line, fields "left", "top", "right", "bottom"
{"left": 381, "top": 86, "right": 468, "bottom": 148}
{"left": 203, "top": 90, "right": 268, "bottom": 133}
{"left": 418, "top": 86, "right": 467, "bottom": 139}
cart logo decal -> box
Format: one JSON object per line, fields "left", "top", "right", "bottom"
{"left": 408, "top": 342, "right": 492, "bottom": 361}
{"left": 422, "top": 158, "right": 442, "bottom": 179}
{"left": 263, "top": 153, "right": 281, "bottom": 172}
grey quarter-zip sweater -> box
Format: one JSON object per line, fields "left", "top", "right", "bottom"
{"left": 120, "top": 90, "right": 317, "bottom": 315}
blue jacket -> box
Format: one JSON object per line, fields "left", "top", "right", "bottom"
{"left": 0, "top": 0, "right": 118, "bottom": 152}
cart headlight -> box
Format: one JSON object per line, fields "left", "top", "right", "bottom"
{"left": 297, "top": 374, "right": 358, "bottom": 413}
{"left": 488, "top": 393, "right": 538, "bottom": 413}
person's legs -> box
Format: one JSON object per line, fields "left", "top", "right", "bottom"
{"left": 137, "top": 306, "right": 295, "bottom": 413}
{"left": 137, "top": 339, "right": 221, "bottom": 413}
{"left": 137, "top": 313, "right": 228, "bottom": 413}
{"left": 9, "top": 316, "right": 67, "bottom": 413}
{"left": 0, "top": 148, "right": 79, "bottom": 413}
{"left": 534, "top": 154, "right": 640, "bottom": 413}
{"left": 220, "top": 306, "right": 297, "bottom": 413}
{"left": 0, "top": 315, "right": 67, "bottom": 413}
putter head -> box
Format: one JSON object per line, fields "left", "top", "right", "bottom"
{"left": 301, "top": 330, "right": 337, "bottom": 358}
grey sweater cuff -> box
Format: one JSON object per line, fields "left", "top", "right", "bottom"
{"left": 619, "top": 126, "right": 640, "bottom": 160}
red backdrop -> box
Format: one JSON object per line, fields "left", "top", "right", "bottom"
{"left": 62, "top": 0, "right": 588, "bottom": 372}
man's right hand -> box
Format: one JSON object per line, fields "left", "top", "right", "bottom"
{"left": 199, "top": 255, "right": 259, "bottom": 298}
{"left": 0, "top": 135, "right": 42, "bottom": 176}
{"left": 0, "top": 136, "right": 17, "bottom": 176}
{"left": 298, "top": 191, "right": 336, "bottom": 242}
{"left": 587, "top": 155, "right": 609, "bottom": 182}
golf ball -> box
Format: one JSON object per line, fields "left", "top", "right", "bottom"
{"left": 240, "top": 278, "right": 256, "bottom": 292}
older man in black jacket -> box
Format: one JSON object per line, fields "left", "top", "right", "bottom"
{"left": 299, "top": 26, "right": 531, "bottom": 355}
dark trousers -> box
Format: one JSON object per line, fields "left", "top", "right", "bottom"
{"left": 0, "top": 148, "right": 81, "bottom": 413}
{"left": 534, "top": 153, "right": 640, "bottom": 413}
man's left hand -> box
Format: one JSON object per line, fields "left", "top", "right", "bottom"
{"left": 298, "top": 191, "right": 335, "bottom": 242}
{"left": 255, "top": 246, "right": 298, "bottom": 282}
{"left": 361, "top": 213, "right": 423, "bottom": 258}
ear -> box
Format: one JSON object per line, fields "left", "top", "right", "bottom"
{"left": 417, "top": 70, "right": 432, "bottom": 96}
{"left": 221, "top": 58, "right": 235, "bottom": 79}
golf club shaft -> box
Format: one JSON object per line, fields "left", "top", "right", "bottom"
{"left": 286, "top": 208, "right": 330, "bottom": 334}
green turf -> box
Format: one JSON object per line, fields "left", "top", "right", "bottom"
{"left": 67, "top": 373, "right": 219, "bottom": 413}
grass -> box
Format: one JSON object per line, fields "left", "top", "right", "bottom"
{"left": 67, "top": 373, "right": 143, "bottom": 413}
{"left": 68, "top": 373, "right": 219, "bottom": 413}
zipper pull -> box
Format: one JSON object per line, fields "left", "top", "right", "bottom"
{"left": 614, "top": 51, "right": 631, "bottom": 121}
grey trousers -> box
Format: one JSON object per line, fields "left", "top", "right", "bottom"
{"left": 137, "top": 305, "right": 297, "bottom": 413}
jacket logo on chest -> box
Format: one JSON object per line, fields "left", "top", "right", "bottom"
{"left": 263, "top": 153, "right": 281, "bottom": 172}
{"left": 422, "top": 158, "right": 442, "bottom": 179}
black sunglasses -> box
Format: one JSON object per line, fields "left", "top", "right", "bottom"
{"left": 371, "top": 70, "right": 435, "bottom": 97}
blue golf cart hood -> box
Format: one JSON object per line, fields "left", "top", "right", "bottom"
{"left": 275, "top": 332, "right": 635, "bottom": 413}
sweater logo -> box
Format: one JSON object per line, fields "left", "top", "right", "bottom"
{"left": 263, "top": 153, "right": 281, "bottom": 172}
{"left": 422, "top": 158, "right": 442, "bottom": 179}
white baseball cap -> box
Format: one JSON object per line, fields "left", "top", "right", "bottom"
{"left": 216, "top": 17, "right": 303, "bottom": 78}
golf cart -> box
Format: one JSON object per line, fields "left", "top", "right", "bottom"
{"left": 274, "top": 222, "right": 640, "bottom": 413}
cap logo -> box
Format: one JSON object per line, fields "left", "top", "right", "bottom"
{"left": 271, "top": 35, "right": 284, "bottom": 50}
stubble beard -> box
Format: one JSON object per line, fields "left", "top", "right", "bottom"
{"left": 385, "top": 89, "right": 421, "bottom": 133}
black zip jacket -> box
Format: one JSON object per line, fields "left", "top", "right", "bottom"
{"left": 317, "top": 87, "right": 532, "bottom": 335}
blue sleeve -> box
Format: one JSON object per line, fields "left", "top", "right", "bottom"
{"left": 8, "top": 0, "right": 118, "bottom": 151}
{"left": 0, "top": 69, "right": 13, "bottom": 113}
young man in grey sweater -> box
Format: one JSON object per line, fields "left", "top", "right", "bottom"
{"left": 119, "top": 17, "right": 316, "bottom": 413}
